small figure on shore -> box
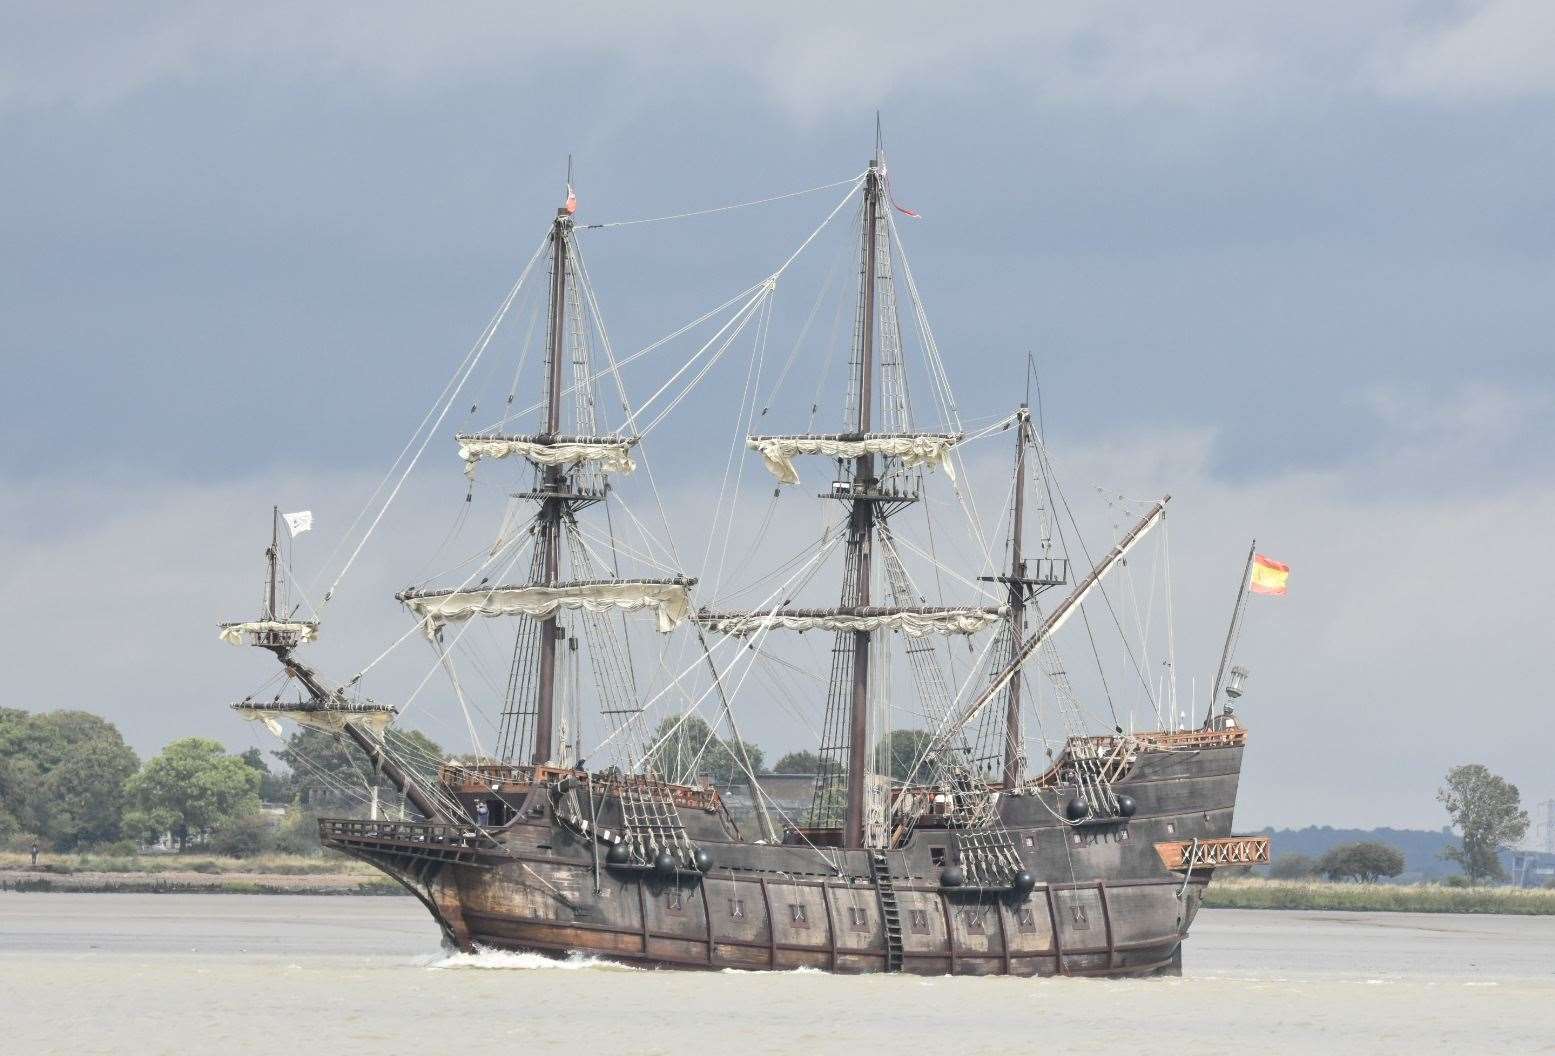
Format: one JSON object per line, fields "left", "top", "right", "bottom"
{"left": 30, "top": 843, "right": 39, "bottom": 867}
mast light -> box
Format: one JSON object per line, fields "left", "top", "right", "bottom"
{"left": 1225, "top": 666, "right": 1249, "bottom": 700}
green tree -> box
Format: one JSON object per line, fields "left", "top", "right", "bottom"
{"left": 882, "top": 728, "right": 935, "bottom": 782}
{"left": 1268, "top": 853, "right": 1319, "bottom": 880}
{"left": 645, "top": 716, "right": 763, "bottom": 784}
{"left": 274, "top": 727, "right": 444, "bottom": 812}
{"left": 0, "top": 709, "right": 139, "bottom": 850}
{"left": 269, "top": 806, "right": 327, "bottom": 856}
{"left": 239, "top": 747, "right": 293, "bottom": 802}
{"left": 1316, "top": 842, "right": 1406, "bottom": 883}
{"left": 125, "top": 738, "right": 260, "bottom": 851}
{"left": 1437, "top": 764, "right": 1529, "bottom": 885}
{"left": 208, "top": 811, "right": 273, "bottom": 858}
{"left": 773, "top": 750, "right": 820, "bottom": 775}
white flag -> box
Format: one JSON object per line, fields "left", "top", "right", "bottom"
{"left": 282, "top": 510, "right": 313, "bottom": 537}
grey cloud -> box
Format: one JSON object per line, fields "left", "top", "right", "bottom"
{"left": 5, "top": 3, "right": 1554, "bottom": 114}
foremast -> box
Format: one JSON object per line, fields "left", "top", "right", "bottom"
{"left": 221, "top": 512, "right": 443, "bottom": 821}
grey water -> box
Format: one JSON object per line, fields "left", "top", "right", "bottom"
{"left": 2, "top": 894, "right": 1552, "bottom": 1055}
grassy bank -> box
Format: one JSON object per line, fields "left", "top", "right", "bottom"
{"left": 0, "top": 851, "right": 402, "bottom": 895}
{"left": 0, "top": 851, "right": 363, "bottom": 875}
{"left": 1204, "top": 877, "right": 1555, "bottom": 915}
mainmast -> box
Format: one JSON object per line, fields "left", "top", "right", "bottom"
{"left": 1000, "top": 410, "right": 1030, "bottom": 788}
{"left": 532, "top": 204, "right": 572, "bottom": 766}
{"left": 841, "top": 158, "right": 882, "bottom": 849}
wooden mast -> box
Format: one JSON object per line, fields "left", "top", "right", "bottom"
{"left": 532, "top": 203, "right": 571, "bottom": 766}
{"left": 843, "top": 157, "right": 882, "bottom": 849}
{"left": 1000, "top": 409, "right": 1031, "bottom": 789}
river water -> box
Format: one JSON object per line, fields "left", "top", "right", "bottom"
{"left": 2, "top": 894, "right": 1551, "bottom": 1055}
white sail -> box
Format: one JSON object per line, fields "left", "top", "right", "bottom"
{"left": 402, "top": 580, "right": 692, "bottom": 636}
{"left": 748, "top": 433, "right": 961, "bottom": 486}
{"left": 457, "top": 435, "right": 636, "bottom": 480}
{"left": 218, "top": 620, "right": 318, "bottom": 646}
{"left": 695, "top": 606, "right": 1004, "bottom": 638}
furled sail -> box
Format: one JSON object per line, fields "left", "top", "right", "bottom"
{"left": 399, "top": 579, "right": 694, "bottom": 636}
{"left": 747, "top": 432, "right": 962, "bottom": 486}
{"left": 232, "top": 699, "right": 394, "bottom": 735}
{"left": 218, "top": 620, "right": 319, "bottom": 646}
{"left": 456, "top": 433, "right": 637, "bottom": 480}
{"left": 694, "top": 605, "right": 1005, "bottom": 638}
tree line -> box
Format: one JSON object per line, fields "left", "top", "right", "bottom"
{"left": 0, "top": 707, "right": 446, "bottom": 857}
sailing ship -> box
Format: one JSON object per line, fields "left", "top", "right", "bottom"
{"left": 221, "top": 142, "right": 1270, "bottom": 976}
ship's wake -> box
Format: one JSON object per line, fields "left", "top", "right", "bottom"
{"left": 425, "top": 946, "right": 638, "bottom": 972}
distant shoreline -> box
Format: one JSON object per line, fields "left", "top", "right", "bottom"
{"left": 0, "top": 870, "right": 403, "bottom": 896}
{"left": 1202, "top": 877, "right": 1555, "bottom": 915}
{"left": 0, "top": 852, "right": 402, "bottom": 896}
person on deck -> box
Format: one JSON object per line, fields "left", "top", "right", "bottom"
{"left": 475, "top": 801, "right": 489, "bottom": 828}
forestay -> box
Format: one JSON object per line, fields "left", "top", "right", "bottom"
{"left": 456, "top": 434, "right": 637, "bottom": 480}
{"left": 748, "top": 432, "right": 961, "bottom": 486}
{"left": 400, "top": 579, "right": 693, "bottom": 636}
{"left": 694, "top": 605, "right": 1004, "bottom": 638}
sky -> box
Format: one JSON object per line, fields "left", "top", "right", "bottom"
{"left": 3, "top": 2, "right": 1552, "bottom": 830}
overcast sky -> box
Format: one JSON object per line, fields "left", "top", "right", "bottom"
{"left": 3, "top": 2, "right": 1552, "bottom": 830}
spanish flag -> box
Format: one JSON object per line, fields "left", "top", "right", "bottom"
{"left": 1249, "top": 554, "right": 1290, "bottom": 596}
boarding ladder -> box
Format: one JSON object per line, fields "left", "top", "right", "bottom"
{"left": 870, "top": 851, "right": 904, "bottom": 972}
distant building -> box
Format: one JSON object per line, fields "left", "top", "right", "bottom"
{"left": 1508, "top": 849, "right": 1555, "bottom": 889}
{"left": 1533, "top": 799, "right": 1555, "bottom": 855}
{"left": 715, "top": 774, "right": 817, "bottom": 833}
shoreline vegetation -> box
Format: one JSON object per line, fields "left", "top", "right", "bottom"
{"left": 6, "top": 856, "right": 1554, "bottom": 913}
{"left": 0, "top": 851, "right": 399, "bottom": 895}
{"left": 1202, "top": 877, "right": 1555, "bottom": 915}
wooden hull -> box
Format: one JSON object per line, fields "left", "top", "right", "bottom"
{"left": 327, "top": 734, "right": 1249, "bottom": 978}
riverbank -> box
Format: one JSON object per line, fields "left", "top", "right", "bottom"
{"left": 0, "top": 852, "right": 399, "bottom": 895}
{"left": 1202, "top": 877, "right": 1555, "bottom": 915}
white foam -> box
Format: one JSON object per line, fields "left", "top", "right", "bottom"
{"left": 426, "top": 946, "right": 637, "bottom": 972}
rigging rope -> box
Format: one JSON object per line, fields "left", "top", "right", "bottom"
{"left": 319, "top": 233, "right": 549, "bottom": 611}
{"left": 578, "top": 174, "right": 865, "bottom": 231}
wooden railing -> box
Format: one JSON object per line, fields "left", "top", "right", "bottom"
{"left": 1153, "top": 835, "right": 1271, "bottom": 871}
{"left": 318, "top": 818, "right": 497, "bottom": 849}
{"left": 435, "top": 762, "right": 725, "bottom": 812}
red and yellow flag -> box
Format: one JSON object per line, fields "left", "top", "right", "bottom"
{"left": 1249, "top": 554, "right": 1290, "bottom": 596}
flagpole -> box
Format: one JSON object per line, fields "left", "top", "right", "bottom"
{"left": 1204, "top": 538, "right": 1256, "bottom": 728}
